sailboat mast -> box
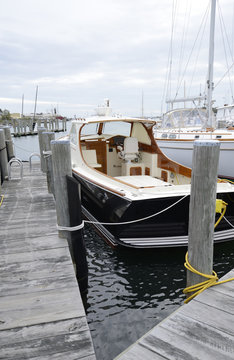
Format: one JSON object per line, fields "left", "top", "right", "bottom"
{"left": 21, "top": 94, "right": 24, "bottom": 118}
{"left": 206, "top": 0, "right": 216, "bottom": 128}
{"left": 33, "top": 85, "right": 38, "bottom": 121}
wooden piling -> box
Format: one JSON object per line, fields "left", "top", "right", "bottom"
{"left": 51, "top": 139, "right": 72, "bottom": 237}
{"left": 187, "top": 140, "right": 220, "bottom": 289}
{"left": 0, "top": 129, "right": 8, "bottom": 183}
{"left": 67, "top": 175, "right": 88, "bottom": 294}
{"left": 42, "top": 131, "right": 55, "bottom": 194}
{"left": 3, "top": 126, "right": 14, "bottom": 160}
{"left": 38, "top": 127, "right": 47, "bottom": 172}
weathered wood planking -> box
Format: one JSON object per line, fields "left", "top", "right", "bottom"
{"left": 116, "top": 269, "right": 234, "bottom": 360}
{"left": 0, "top": 162, "right": 96, "bottom": 359}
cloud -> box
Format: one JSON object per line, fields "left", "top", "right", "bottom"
{"left": 0, "top": 0, "right": 233, "bottom": 117}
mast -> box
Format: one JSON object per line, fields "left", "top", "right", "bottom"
{"left": 33, "top": 85, "right": 38, "bottom": 121}
{"left": 206, "top": 0, "right": 216, "bottom": 128}
{"left": 21, "top": 94, "right": 24, "bottom": 117}
{"left": 141, "top": 90, "right": 144, "bottom": 118}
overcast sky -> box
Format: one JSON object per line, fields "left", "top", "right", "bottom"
{"left": 0, "top": 0, "right": 233, "bottom": 118}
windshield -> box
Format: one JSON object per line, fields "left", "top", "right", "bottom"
{"left": 102, "top": 121, "right": 131, "bottom": 136}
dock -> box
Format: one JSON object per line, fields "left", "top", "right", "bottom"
{"left": 0, "top": 162, "right": 96, "bottom": 359}
{"left": 116, "top": 269, "right": 234, "bottom": 359}
{"left": 0, "top": 116, "right": 67, "bottom": 137}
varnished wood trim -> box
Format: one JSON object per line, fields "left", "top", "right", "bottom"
{"left": 130, "top": 167, "right": 142, "bottom": 175}
{"left": 145, "top": 167, "right": 150, "bottom": 175}
{"left": 72, "top": 169, "right": 127, "bottom": 196}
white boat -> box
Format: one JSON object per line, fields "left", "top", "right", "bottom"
{"left": 154, "top": 0, "right": 234, "bottom": 179}
{"left": 154, "top": 105, "right": 234, "bottom": 179}
{"left": 62, "top": 102, "right": 234, "bottom": 249}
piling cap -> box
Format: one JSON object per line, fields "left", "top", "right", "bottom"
{"left": 194, "top": 140, "right": 220, "bottom": 147}
{"left": 51, "top": 139, "right": 70, "bottom": 145}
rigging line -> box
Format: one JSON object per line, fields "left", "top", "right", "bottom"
{"left": 176, "top": 1, "right": 191, "bottom": 97}
{"left": 173, "top": 3, "right": 210, "bottom": 103}
{"left": 217, "top": 1, "right": 234, "bottom": 101}
{"left": 162, "top": 0, "right": 178, "bottom": 112}
{"left": 188, "top": 7, "right": 208, "bottom": 98}
{"left": 214, "top": 61, "right": 234, "bottom": 89}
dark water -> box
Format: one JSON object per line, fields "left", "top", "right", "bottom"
{"left": 83, "top": 224, "right": 234, "bottom": 360}
{"left": 13, "top": 132, "right": 234, "bottom": 360}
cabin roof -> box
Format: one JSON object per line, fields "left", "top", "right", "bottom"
{"left": 74, "top": 115, "right": 156, "bottom": 125}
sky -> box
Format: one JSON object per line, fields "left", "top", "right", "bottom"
{"left": 0, "top": 0, "right": 233, "bottom": 118}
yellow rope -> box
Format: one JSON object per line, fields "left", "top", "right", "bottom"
{"left": 217, "top": 178, "right": 234, "bottom": 184}
{"left": 183, "top": 200, "right": 234, "bottom": 303}
{"left": 0, "top": 195, "right": 4, "bottom": 207}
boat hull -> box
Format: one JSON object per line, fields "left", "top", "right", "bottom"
{"left": 73, "top": 172, "right": 234, "bottom": 248}
{"left": 156, "top": 139, "right": 234, "bottom": 179}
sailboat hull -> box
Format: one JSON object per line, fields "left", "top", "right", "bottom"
{"left": 156, "top": 138, "right": 234, "bottom": 179}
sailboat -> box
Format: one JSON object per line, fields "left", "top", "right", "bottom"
{"left": 154, "top": 0, "right": 234, "bottom": 179}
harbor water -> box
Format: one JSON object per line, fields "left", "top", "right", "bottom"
{"left": 13, "top": 131, "right": 234, "bottom": 360}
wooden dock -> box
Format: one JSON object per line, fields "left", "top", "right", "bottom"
{"left": 116, "top": 269, "right": 234, "bottom": 359}
{"left": 0, "top": 162, "right": 96, "bottom": 359}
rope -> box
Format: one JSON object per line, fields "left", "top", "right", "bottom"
{"left": 56, "top": 194, "right": 188, "bottom": 231}
{"left": 0, "top": 146, "right": 6, "bottom": 152}
{"left": 43, "top": 150, "right": 52, "bottom": 158}
{"left": 84, "top": 194, "right": 188, "bottom": 226}
{"left": 0, "top": 195, "right": 4, "bottom": 207}
{"left": 183, "top": 201, "right": 234, "bottom": 303}
{"left": 57, "top": 221, "right": 85, "bottom": 231}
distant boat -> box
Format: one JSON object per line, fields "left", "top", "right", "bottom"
{"left": 155, "top": 0, "right": 234, "bottom": 179}
{"left": 59, "top": 100, "right": 234, "bottom": 249}
{"left": 154, "top": 105, "right": 234, "bottom": 179}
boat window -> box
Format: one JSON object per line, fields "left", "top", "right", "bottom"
{"left": 169, "top": 134, "right": 176, "bottom": 139}
{"left": 216, "top": 135, "right": 222, "bottom": 139}
{"left": 81, "top": 123, "right": 99, "bottom": 136}
{"left": 195, "top": 135, "right": 200, "bottom": 139}
{"left": 131, "top": 122, "right": 151, "bottom": 145}
{"left": 70, "top": 124, "right": 78, "bottom": 145}
{"left": 161, "top": 133, "right": 168, "bottom": 138}
{"left": 102, "top": 121, "right": 131, "bottom": 136}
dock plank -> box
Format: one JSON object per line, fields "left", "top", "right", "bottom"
{"left": 0, "top": 162, "right": 96, "bottom": 359}
{"left": 116, "top": 269, "right": 234, "bottom": 359}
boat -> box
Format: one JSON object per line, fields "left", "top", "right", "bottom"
{"left": 154, "top": 105, "right": 234, "bottom": 179}
{"left": 154, "top": 0, "right": 234, "bottom": 179}
{"left": 64, "top": 102, "right": 234, "bottom": 249}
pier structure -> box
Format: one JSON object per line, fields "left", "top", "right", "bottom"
{"left": 116, "top": 270, "right": 234, "bottom": 359}
{"left": 0, "top": 162, "right": 96, "bottom": 359}
{"left": 0, "top": 116, "right": 67, "bottom": 136}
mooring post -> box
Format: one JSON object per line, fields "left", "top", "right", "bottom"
{"left": 3, "top": 126, "right": 15, "bottom": 160}
{"left": 187, "top": 140, "right": 220, "bottom": 291}
{"left": 38, "top": 127, "right": 47, "bottom": 172}
{"left": 51, "top": 139, "right": 88, "bottom": 293}
{"left": 42, "top": 131, "right": 55, "bottom": 195}
{"left": 0, "top": 129, "right": 8, "bottom": 183}
{"left": 51, "top": 139, "right": 72, "bottom": 237}
{"left": 67, "top": 175, "right": 88, "bottom": 294}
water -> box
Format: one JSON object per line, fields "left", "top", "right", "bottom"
{"left": 83, "top": 225, "right": 234, "bottom": 359}
{"left": 12, "top": 132, "right": 234, "bottom": 360}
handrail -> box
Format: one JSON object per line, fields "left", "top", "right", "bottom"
{"left": 29, "top": 153, "right": 41, "bottom": 171}
{"left": 8, "top": 158, "right": 23, "bottom": 180}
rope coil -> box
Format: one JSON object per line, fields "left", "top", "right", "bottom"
{"left": 184, "top": 199, "right": 234, "bottom": 303}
